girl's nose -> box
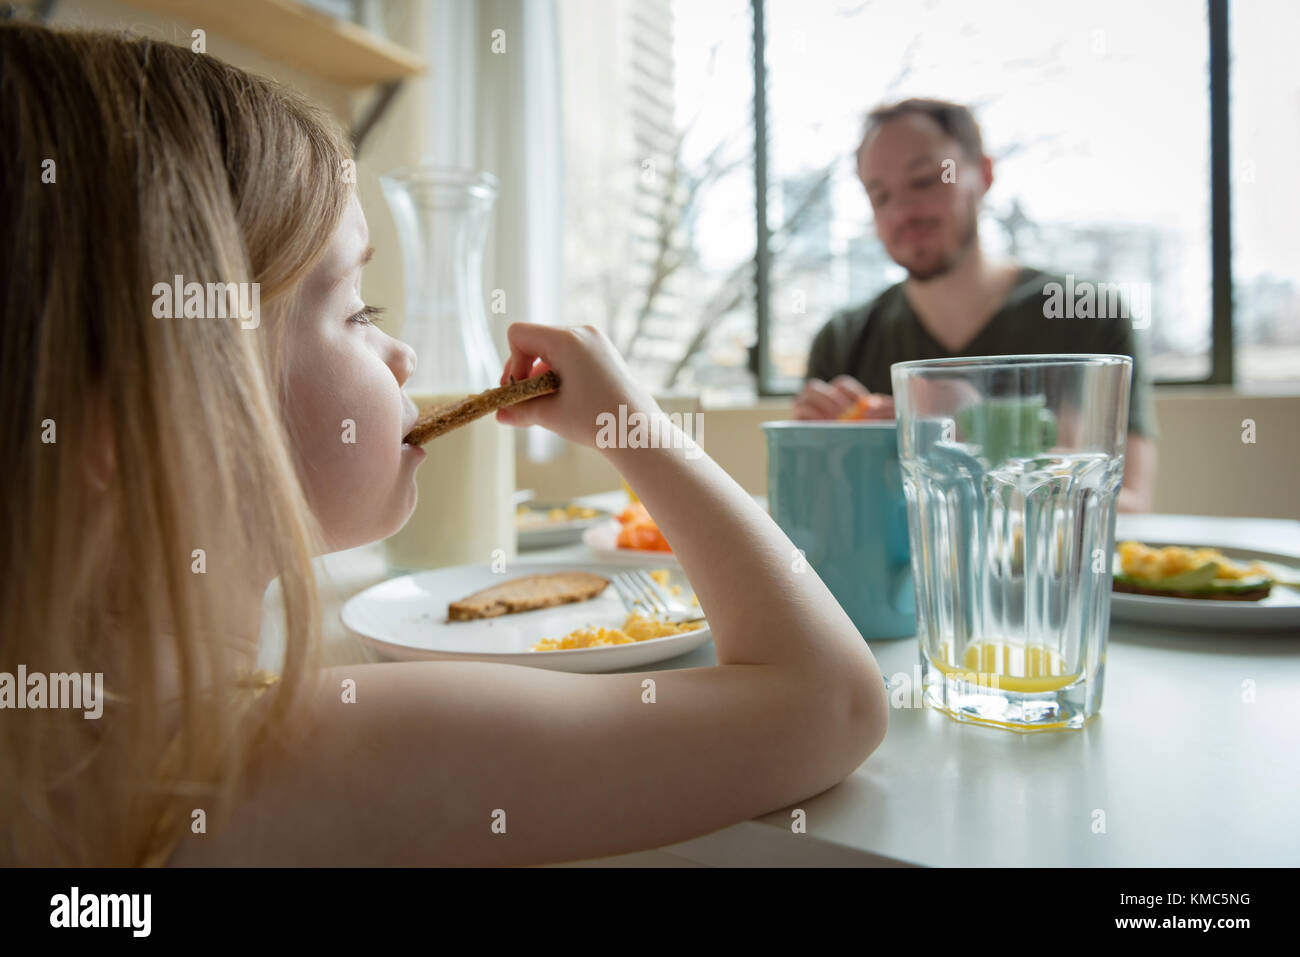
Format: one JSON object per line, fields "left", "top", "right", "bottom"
{"left": 391, "top": 338, "right": 417, "bottom": 386}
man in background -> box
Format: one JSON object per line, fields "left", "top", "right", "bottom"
{"left": 795, "top": 98, "right": 1157, "bottom": 512}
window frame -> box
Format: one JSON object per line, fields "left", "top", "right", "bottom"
{"left": 748, "top": 0, "right": 1234, "bottom": 394}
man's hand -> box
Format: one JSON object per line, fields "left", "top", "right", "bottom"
{"left": 793, "top": 375, "right": 894, "bottom": 420}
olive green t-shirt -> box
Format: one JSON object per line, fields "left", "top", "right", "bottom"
{"left": 805, "top": 266, "right": 1157, "bottom": 438}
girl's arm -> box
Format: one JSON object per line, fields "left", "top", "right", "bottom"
{"left": 169, "top": 647, "right": 884, "bottom": 866}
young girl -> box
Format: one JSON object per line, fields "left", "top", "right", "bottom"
{"left": 0, "top": 22, "right": 888, "bottom": 867}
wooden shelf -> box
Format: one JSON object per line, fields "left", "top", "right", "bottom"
{"left": 119, "top": 0, "right": 425, "bottom": 87}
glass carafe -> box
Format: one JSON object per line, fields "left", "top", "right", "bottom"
{"left": 380, "top": 165, "right": 516, "bottom": 571}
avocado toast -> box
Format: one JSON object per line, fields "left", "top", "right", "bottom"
{"left": 1113, "top": 541, "right": 1275, "bottom": 601}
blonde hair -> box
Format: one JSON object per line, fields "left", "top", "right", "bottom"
{"left": 0, "top": 22, "right": 354, "bottom": 864}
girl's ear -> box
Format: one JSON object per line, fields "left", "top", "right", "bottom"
{"left": 82, "top": 399, "right": 116, "bottom": 493}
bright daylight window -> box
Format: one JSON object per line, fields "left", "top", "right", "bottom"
{"left": 558, "top": 0, "right": 755, "bottom": 405}
{"left": 1231, "top": 0, "right": 1300, "bottom": 384}
{"left": 558, "top": 0, "right": 1296, "bottom": 402}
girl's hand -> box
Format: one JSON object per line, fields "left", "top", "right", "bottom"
{"left": 495, "top": 323, "right": 660, "bottom": 449}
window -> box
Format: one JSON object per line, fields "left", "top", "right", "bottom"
{"left": 560, "top": 0, "right": 1296, "bottom": 400}
{"left": 1231, "top": 0, "right": 1300, "bottom": 384}
{"left": 558, "top": 0, "right": 755, "bottom": 405}
{"left": 766, "top": 0, "right": 1212, "bottom": 389}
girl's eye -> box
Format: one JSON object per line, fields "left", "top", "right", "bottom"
{"left": 348, "top": 304, "right": 385, "bottom": 326}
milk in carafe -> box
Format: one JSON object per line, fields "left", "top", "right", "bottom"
{"left": 379, "top": 166, "right": 514, "bottom": 570}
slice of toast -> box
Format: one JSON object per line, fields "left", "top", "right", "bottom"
{"left": 447, "top": 571, "right": 610, "bottom": 621}
{"left": 404, "top": 371, "right": 560, "bottom": 446}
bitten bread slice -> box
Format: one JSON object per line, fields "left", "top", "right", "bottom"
{"left": 404, "top": 371, "right": 560, "bottom": 446}
{"left": 447, "top": 571, "right": 610, "bottom": 621}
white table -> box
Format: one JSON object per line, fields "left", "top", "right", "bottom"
{"left": 262, "top": 512, "right": 1300, "bottom": 867}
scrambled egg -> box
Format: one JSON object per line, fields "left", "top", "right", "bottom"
{"left": 529, "top": 569, "right": 702, "bottom": 651}
{"left": 649, "top": 568, "right": 700, "bottom": 606}
{"left": 530, "top": 613, "right": 702, "bottom": 651}
{"left": 1118, "top": 541, "right": 1268, "bottom": 582}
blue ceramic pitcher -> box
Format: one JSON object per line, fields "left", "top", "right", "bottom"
{"left": 761, "top": 421, "right": 916, "bottom": 640}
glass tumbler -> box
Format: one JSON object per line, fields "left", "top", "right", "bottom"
{"left": 890, "top": 354, "right": 1132, "bottom": 731}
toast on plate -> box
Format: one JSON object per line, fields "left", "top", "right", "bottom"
{"left": 447, "top": 571, "right": 610, "bottom": 621}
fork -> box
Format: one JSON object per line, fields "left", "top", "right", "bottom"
{"left": 611, "top": 570, "right": 891, "bottom": 689}
{"left": 610, "top": 570, "right": 705, "bottom": 624}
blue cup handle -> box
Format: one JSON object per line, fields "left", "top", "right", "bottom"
{"left": 890, "top": 564, "right": 915, "bottom": 617}
{"left": 885, "top": 495, "right": 914, "bottom": 617}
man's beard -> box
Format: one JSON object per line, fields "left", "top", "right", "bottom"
{"left": 902, "top": 207, "right": 979, "bottom": 283}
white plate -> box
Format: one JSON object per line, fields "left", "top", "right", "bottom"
{"left": 341, "top": 560, "right": 709, "bottom": 672}
{"left": 582, "top": 519, "right": 680, "bottom": 566}
{"left": 515, "top": 504, "right": 611, "bottom": 550}
{"left": 1110, "top": 543, "right": 1300, "bottom": 632}
{"left": 576, "top": 489, "right": 766, "bottom": 565}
